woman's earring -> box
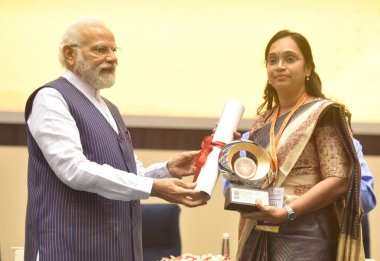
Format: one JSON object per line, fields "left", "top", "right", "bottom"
{"left": 306, "top": 75, "right": 310, "bottom": 81}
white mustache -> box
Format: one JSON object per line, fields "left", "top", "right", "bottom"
{"left": 99, "top": 64, "right": 116, "bottom": 70}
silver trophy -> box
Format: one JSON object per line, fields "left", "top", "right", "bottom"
{"left": 219, "top": 140, "right": 275, "bottom": 211}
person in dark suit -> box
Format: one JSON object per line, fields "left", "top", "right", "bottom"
{"left": 24, "top": 18, "right": 206, "bottom": 261}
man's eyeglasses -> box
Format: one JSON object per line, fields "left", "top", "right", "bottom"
{"left": 266, "top": 54, "right": 303, "bottom": 67}
{"left": 70, "top": 44, "right": 120, "bottom": 56}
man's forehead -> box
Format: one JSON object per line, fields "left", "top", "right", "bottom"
{"left": 79, "top": 25, "right": 115, "bottom": 44}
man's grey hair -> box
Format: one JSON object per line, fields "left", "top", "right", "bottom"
{"left": 58, "top": 18, "right": 106, "bottom": 69}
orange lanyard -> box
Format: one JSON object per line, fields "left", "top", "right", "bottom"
{"left": 269, "top": 92, "right": 309, "bottom": 174}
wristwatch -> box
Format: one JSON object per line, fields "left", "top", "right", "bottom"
{"left": 284, "top": 205, "right": 296, "bottom": 221}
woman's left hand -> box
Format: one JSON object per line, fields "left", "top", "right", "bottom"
{"left": 239, "top": 200, "right": 288, "bottom": 224}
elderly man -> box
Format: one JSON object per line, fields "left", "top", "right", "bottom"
{"left": 24, "top": 18, "right": 205, "bottom": 261}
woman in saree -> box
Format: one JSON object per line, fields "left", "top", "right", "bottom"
{"left": 236, "top": 30, "right": 364, "bottom": 260}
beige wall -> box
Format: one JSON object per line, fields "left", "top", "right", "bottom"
{"left": 0, "top": 147, "right": 28, "bottom": 261}
{"left": 0, "top": 0, "right": 380, "bottom": 123}
{"left": 0, "top": 146, "right": 379, "bottom": 261}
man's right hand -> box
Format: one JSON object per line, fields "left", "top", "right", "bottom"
{"left": 151, "top": 178, "right": 208, "bottom": 208}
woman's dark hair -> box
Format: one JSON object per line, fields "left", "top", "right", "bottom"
{"left": 257, "top": 30, "right": 326, "bottom": 115}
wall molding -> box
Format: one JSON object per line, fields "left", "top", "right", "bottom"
{"left": 1, "top": 111, "right": 380, "bottom": 132}
{"left": 1, "top": 112, "right": 379, "bottom": 155}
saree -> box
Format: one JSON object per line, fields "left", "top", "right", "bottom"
{"left": 236, "top": 99, "right": 364, "bottom": 261}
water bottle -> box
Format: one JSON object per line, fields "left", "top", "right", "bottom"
{"left": 221, "top": 232, "right": 230, "bottom": 260}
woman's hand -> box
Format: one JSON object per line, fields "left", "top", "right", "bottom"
{"left": 240, "top": 177, "right": 348, "bottom": 224}
{"left": 233, "top": 131, "right": 242, "bottom": 140}
{"left": 212, "top": 126, "right": 241, "bottom": 141}
{"left": 239, "top": 200, "right": 288, "bottom": 224}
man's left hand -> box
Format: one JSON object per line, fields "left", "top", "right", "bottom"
{"left": 167, "top": 150, "right": 200, "bottom": 179}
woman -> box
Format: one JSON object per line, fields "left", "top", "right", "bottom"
{"left": 236, "top": 30, "right": 364, "bottom": 260}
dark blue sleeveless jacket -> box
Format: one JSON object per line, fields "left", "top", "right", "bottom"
{"left": 24, "top": 77, "right": 142, "bottom": 261}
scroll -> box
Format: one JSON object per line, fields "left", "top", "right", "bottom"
{"left": 194, "top": 100, "right": 245, "bottom": 199}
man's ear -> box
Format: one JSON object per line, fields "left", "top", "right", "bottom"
{"left": 62, "top": 45, "right": 76, "bottom": 67}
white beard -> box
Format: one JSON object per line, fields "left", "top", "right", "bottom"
{"left": 75, "top": 52, "right": 116, "bottom": 90}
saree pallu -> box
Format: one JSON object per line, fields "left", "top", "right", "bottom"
{"left": 236, "top": 99, "right": 364, "bottom": 261}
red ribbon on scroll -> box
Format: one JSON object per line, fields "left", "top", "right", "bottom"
{"left": 193, "top": 135, "right": 225, "bottom": 182}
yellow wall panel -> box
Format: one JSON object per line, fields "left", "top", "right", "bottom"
{"left": 1, "top": 1, "right": 379, "bottom": 122}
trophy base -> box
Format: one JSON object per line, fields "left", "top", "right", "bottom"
{"left": 224, "top": 185, "right": 270, "bottom": 211}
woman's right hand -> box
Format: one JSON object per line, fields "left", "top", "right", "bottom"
{"left": 212, "top": 126, "right": 242, "bottom": 141}
{"left": 233, "top": 131, "right": 242, "bottom": 140}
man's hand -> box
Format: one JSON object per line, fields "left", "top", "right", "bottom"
{"left": 151, "top": 178, "right": 208, "bottom": 207}
{"left": 167, "top": 150, "right": 200, "bottom": 179}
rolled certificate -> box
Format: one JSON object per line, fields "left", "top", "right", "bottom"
{"left": 195, "top": 100, "right": 245, "bottom": 198}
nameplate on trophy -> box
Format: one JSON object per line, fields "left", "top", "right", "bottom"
{"left": 224, "top": 186, "right": 269, "bottom": 211}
